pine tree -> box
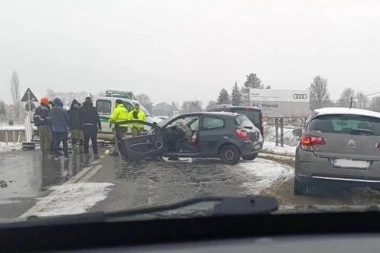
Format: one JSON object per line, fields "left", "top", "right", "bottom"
{"left": 231, "top": 81, "right": 243, "bottom": 106}
{"left": 217, "top": 88, "right": 230, "bottom": 105}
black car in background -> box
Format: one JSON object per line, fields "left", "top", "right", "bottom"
{"left": 118, "top": 112, "right": 264, "bottom": 164}
{"left": 209, "top": 105, "right": 264, "bottom": 138}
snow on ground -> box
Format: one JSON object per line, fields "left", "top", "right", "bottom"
{"left": 0, "top": 124, "right": 26, "bottom": 130}
{"left": 239, "top": 158, "right": 293, "bottom": 195}
{"left": 0, "top": 142, "right": 22, "bottom": 152}
{"left": 262, "top": 141, "right": 296, "bottom": 156}
{"left": 24, "top": 182, "right": 113, "bottom": 217}
{"left": 264, "top": 126, "right": 299, "bottom": 146}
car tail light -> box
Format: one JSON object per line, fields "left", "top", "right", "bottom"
{"left": 236, "top": 129, "right": 250, "bottom": 140}
{"left": 300, "top": 135, "right": 325, "bottom": 151}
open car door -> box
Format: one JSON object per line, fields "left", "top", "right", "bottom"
{"left": 116, "top": 120, "right": 166, "bottom": 162}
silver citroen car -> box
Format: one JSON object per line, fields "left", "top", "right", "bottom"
{"left": 293, "top": 107, "right": 380, "bottom": 195}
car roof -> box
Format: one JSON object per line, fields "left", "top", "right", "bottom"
{"left": 212, "top": 105, "right": 261, "bottom": 111}
{"left": 179, "top": 111, "right": 243, "bottom": 118}
{"left": 314, "top": 107, "right": 380, "bottom": 118}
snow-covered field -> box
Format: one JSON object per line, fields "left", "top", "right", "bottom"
{"left": 0, "top": 124, "right": 26, "bottom": 131}
{"left": 264, "top": 126, "right": 299, "bottom": 146}
{"left": 262, "top": 142, "right": 296, "bottom": 156}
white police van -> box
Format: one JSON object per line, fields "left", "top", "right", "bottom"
{"left": 92, "top": 90, "right": 159, "bottom": 135}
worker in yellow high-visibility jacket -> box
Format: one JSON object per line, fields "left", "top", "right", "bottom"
{"left": 108, "top": 99, "right": 129, "bottom": 156}
{"left": 128, "top": 102, "right": 146, "bottom": 137}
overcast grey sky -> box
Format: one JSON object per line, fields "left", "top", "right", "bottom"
{"left": 1, "top": 0, "right": 380, "bottom": 105}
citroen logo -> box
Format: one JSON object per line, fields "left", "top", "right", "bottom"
{"left": 346, "top": 139, "right": 357, "bottom": 149}
{"left": 293, "top": 94, "right": 308, "bottom": 99}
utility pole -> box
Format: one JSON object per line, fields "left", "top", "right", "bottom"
{"left": 349, "top": 97, "right": 353, "bottom": 109}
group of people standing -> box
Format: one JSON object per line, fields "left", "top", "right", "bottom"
{"left": 34, "top": 96, "right": 147, "bottom": 159}
{"left": 108, "top": 99, "right": 146, "bottom": 156}
{"left": 34, "top": 96, "right": 101, "bottom": 159}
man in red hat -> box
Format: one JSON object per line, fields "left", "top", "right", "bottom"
{"left": 33, "top": 97, "right": 53, "bottom": 158}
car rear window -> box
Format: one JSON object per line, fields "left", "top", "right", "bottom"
{"left": 233, "top": 109, "right": 261, "bottom": 124}
{"left": 309, "top": 114, "right": 380, "bottom": 136}
{"left": 235, "top": 115, "right": 255, "bottom": 129}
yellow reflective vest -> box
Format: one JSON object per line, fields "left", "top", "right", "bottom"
{"left": 109, "top": 104, "right": 129, "bottom": 128}
{"left": 128, "top": 109, "right": 146, "bottom": 129}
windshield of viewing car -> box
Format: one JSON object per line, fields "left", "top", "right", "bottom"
{"left": 3, "top": 0, "right": 380, "bottom": 227}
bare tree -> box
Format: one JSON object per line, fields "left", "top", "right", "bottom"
{"left": 309, "top": 76, "right": 331, "bottom": 110}
{"left": 0, "top": 101, "right": 6, "bottom": 122}
{"left": 153, "top": 102, "right": 173, "bottom": 116}
{"left": 10, "top": 71, "right": 21, "bottom": 121}
{"left": 370, "top": 96, "right": 380, "bottom": 112}
{"left": 355, "top": 91, "right": 369, "bottom": 109}
{"left": 46, "top": 89, "right": 89, "bottom": 106}
{"left": 46, "top": 89, "right": 56, "bottom": 99}
{"left": 181, "top": 100, "right": 203, "bottom": 113}
{"left": 337, "top": 88, "right": 355, "bottom": 107}
{"left": 136, "top": 93, "right": 154, "bottom": 114}
{"left": 205, "top": 100, "right": 217, "bottom": 111}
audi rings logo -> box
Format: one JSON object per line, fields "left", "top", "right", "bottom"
{"left": 293, "top": 94, "right": 308, "bottom": 99}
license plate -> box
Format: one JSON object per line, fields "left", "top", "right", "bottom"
{"left": 254, "top": 144, "right": 261, "bottom": 150}
{"left": 332, "top": 159, "right": 370, "bottom": 169}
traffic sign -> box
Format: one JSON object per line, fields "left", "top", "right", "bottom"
{"left": 25, "top": 102, "right": 36, "bottom": 112}
{"left": 21, "top": 88, "right": 38, "bottom": 102}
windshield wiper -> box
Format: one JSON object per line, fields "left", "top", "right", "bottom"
{"left": 106, "top": 195, "right": 278, "bottom": 219}
{"left": 19, "top": 196, "right": 278, "bottom": 225}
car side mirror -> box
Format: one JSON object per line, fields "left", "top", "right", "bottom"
{"left": 293, "top": 128, "right": 302, "bottom": 137}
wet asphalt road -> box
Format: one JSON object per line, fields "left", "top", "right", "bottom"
{"left": 88, "top": 156, "right": 292, "bottom": 213}
{"left": 0, "top": 149, "right": 95, "bottom": 219}
{"left": 4, "top": 147, "right": 380, "bottom": 220}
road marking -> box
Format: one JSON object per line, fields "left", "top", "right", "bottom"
{"left": 20, "top": 158, "right": 105, "bottom": 218}
{"left": 20, "top": 182, "right": 113, "bottom": 218}
{"left": 65, "top": 166, "right": 93, "bottom": 184}
{"left": 80, "top": 165, "right": 103, "bottom": 182}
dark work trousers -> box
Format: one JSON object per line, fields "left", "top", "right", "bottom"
{"left": 114, "top": 126, "right": 128, "bottom": 153}
{"left": 82, "top": 125, "right": 98, "bottom": 155}
{"left": 52, "top": 131, "right": 69, "bottom": 156}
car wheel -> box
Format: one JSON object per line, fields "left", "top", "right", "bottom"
{"left": 220, "top": 145, "right": 240, "bottom": 165}
{"left": 241, "top": 154, "right": 258, "bottom": 161}
{"left": 294, "top": 178, "right": 308, "bottom": 195}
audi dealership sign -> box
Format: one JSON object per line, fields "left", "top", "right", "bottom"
{"left": 249, "top": 89, "right": 310, "bottom": 118}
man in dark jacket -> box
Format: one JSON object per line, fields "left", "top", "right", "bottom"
{"left": 50, "top": 98, "right": 70, "bottom": 159}
{"left": 79, "top": 97, "right": 102, "bottom": 159}
{"left": 68, "top": 99, "right": 83, "bottom": 149}
{"left": 33, "top": 97, "right": 52, "bottom": 158}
